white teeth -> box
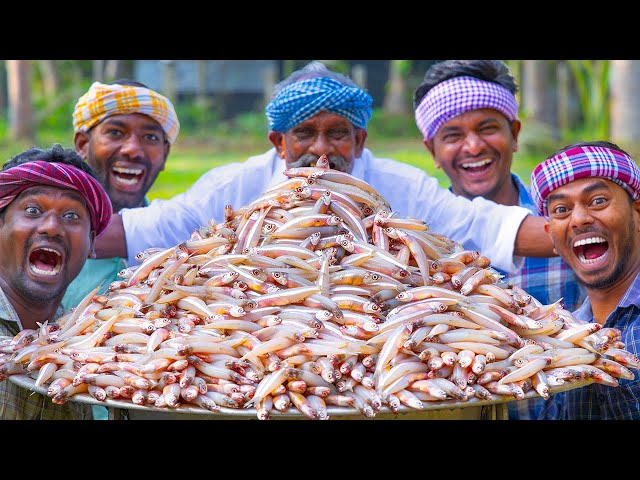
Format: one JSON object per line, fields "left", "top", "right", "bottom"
{"left": 573, "top": 236, "right": 606, "bottom": 248}
{"left": 39, "top": 247, "right": 61, "bottom": 256}
{"left": 462, "top": 158, "right": 493, "bottom": 169}
{"left": 577, "top": 252, "right": 606, "bottom": 265}
{"left": 29, "top": 264, "right": 60, "bottom": 276}
{"left": 114, "top": 176, "right": 140, "bottom": 185}
{"left": 112, "top": 166, "right": 143, "bottom": 175}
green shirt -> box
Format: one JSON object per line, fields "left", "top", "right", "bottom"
{"left": 61, "top": 257, "right": 127, "bottom": 311}
{"left": 61, "top": 198, "right": 149, "bottom": 312}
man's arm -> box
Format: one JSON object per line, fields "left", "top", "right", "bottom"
{"left": 514, "top": 214, "right": 555, "bottom": 258}
{"left": 95, "top": 213, "right": 127, "bottom": 258}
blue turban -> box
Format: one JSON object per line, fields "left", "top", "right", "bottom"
{"left": 265, "top": 77, "right": 373, "bottom": 132}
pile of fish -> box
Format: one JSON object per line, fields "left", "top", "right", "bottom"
{"left": 1, "top": 155, "right": 639, "bottom": 420}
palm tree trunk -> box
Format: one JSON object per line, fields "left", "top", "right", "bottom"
{"left": 383, "top": 60, "right": 410, "bottom": 115}
{"left": 39, "top": 60, "right": 61, "bottom": 97}
{"left": 610, "top": 60, "right": 640, "bottom": 155}
{"left": 521, "top": 60, "right": 559, "bottom": 140}
{"left": 7, "top": 60, "right": 34, "bottom": 142}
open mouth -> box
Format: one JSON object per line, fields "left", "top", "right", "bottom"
{"left": 461, "top": 158, "right": 493, "bottom": 172}
{"left": 28, "top": 247, "right": 63, "bottom": 277}
{"left": 111, "top": 165, "right": 145, "bottom": 188}
{"left": 573, "top": 236, "right": 608, "bottom": 265}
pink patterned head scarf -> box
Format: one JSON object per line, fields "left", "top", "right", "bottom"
{"left": 530, "top": 145, "right": 640, "bottom": 217}
{"left": 0, "top": 161, "right": 112, "bottom": 236}
{"left": 415, "top": 76, "right": 519, "bottom": 141}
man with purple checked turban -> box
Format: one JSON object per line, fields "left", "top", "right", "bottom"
{"left": 0, "top": 144, "right": 111, "bottom": 420}
{"left": 95, "top": 61, "right": 555, "bottom": 286}
{"left": 532, "top": 141, "right": 640, "bottom": 420}
{"left": 413, "top": 60, "right": 587, "bottom": 420}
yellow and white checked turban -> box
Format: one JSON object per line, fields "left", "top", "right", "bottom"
{"left": 72, "top": 82, "right": 180, "bottom": 144}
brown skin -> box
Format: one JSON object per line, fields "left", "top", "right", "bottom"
{"left": 544, "top": 177, "right": 640, "bottom": 324}
{"left": 268, "top": 110, "right": 367, "bottom": 172}
{"left": 95, "top": 110, "right": 554, "bottom": 259}
{"left": 0, "top": 186, "right": 95, "bottom": 330}
{"left": 424, "top": 108, "right": 522, "bottom": 206}
{"left": 74, "top": 113, "right": 170, "bottom": 213}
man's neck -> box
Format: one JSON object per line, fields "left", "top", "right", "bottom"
{"left": 0, "top": 280, "right": 62, "bottom": 330}
{"left": 453, "top": 174, "right": 520, "bottom": 207}
{"left": 586, "top": 269, "right": 640, "bottom": 325}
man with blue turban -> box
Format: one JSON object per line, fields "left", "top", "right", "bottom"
{"left": 95, "top": 61, "right": 555, "bottom": 274}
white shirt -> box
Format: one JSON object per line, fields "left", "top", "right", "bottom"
{"left": 121, "top": 148, "right": 528, "bottom": 271}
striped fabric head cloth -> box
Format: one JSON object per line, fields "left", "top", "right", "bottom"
{"left": 72, "top": 82, "right": 180, "bottom": 144}
{"left": 415, "top": 76, "right": 519, "bottom": 141}
{"left": 530, "top": 145, "right": 640, "bottom": 217}
{"left": 0, "top": 161, "right": 112, "bottom": 236}
{"left": 265, "top": 77, "right": 373, "bottom": 132}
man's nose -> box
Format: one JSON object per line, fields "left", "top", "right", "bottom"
{"left": 308, "top": 134, "right": 333, "bottom": 156}
{"left": 462, "top": 132, "right": 484, "bottom": 155}
{"left": 570, "top": 204, "right": 595, "bottom": 229}
{"left": 37, "top": 211, "right": 63, "bottom": 236}
{"left": 120, "top": 134, "right": 144, "bottom": 158}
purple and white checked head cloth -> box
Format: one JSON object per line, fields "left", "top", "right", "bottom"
{"left": 415, "top": 76, "right": 519, "bottom": 141}
{"left": 530, "top": 145, "right": 640, "bottom": 217}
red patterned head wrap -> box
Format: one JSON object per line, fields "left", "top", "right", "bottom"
{"left": 0, "top": 161, "right": 112, "bottom": 236}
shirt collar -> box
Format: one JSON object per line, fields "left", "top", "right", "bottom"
{"left": 0, "top": 285, "right": 66, "bottom": 329}
{"left": 618, "top": 270, "right": 640, "bottom": 310}
{"left": 267, "top": 150, "right": 289, "bottom": 191}
{"left": 572, "top": 271, "right": 640, "bottom": 322}
{"left": 0, "top": 285, "right": 22, "bottom": 329}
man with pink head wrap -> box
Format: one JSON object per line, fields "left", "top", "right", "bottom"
{"left": 532, "top": 141, "right": 640, "bottom": 420}
{"left": 0, "top": 144, "right": 111, "bottom": 420}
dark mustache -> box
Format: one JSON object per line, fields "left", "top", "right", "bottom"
{"left": 288, "top": 154, "right": 351, "bottom": 173}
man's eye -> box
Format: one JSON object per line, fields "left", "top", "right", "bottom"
{"left": 145, "top": 133, "right": 161, "bottom": 142}
{"left": 442, "top": 133, "right": 461, "bottom": 142}
{"left": 64, "top": 212, "right": 80, "bottom": 220}
{"left": 25, "top": 206, "right": 40, "bottom": 215}
{"left": 551, "top": 205, "right": 567, "bottom": 215}
{"left": 108, "top": 129, "right": 123, "bottom": 137}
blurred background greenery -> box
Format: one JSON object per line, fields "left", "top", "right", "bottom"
{"left": 1, "top": 59, "right": 636, "bottom": 201}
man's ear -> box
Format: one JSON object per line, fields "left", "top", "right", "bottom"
{"left": 268, "top": 131, "right": 286, "bottom": 158}
{"left": 160, "top": 142, "right": 171, "bottom": 173}
{"left": 634, "top": 199, "right": 640, "bottom": 231}
{"left": 511, "top": 119, "right": 522, "bottom": 152}
{"left": 89, "top": 230, "right": 97, "bottom": 259}
{"left": 74, "top": 131, "right": 90, "bottom": 159}
{"left": 423, "top": 139, "right": 441, "bottom": 169}
{"left": 354, "top": 128, "right": 367, "bottom": 157}
{"left": 543, "top": 220, "right": 557, "bottom": 255}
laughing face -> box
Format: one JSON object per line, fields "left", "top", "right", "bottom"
{"left": 75, "top": 113, "right": 170, "bottom": 212}
{"left": 425, "top": 109, "right": 521, "bottom": 204}
{"left": 545, "top": 177, "right": 640, "bottom": 290}
{"left": 0, "top": 185, "right": 94, "bottom": 303}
